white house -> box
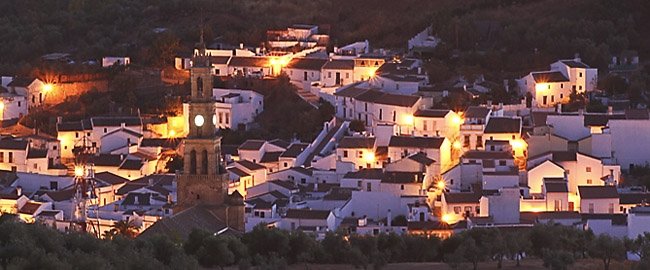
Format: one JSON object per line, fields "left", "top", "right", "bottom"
{"left": 517, "top": 58, "right": 597, "bottom": 107}
{"left": 213, "top": 88, "right": 264, "bottom": 130}
{"left": 333, "top": 86, "right": 425, "bottom": 134}
{"left": 102, "top": 57, "right": 131, "bottom": 67}
{"left": 6, "top": 77, "right": 49, "bottom": 108}
{"left": 321, "top": 60, "right": 355, "bottom": 87}
{"left": 284, "top": 58, "right": 327, "bottom": 90}
{"left": 0, "top": 92, "right": 27, "bottom": 121}
{"left": 578, "top": 185, "right": 619, "bottom": 214}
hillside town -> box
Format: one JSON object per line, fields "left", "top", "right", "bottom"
{"left": 2, "top": 9, "right": 650, "bottom": 268}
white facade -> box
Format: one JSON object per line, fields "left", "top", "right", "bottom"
{"left": 517, "top": 58, "right": 597, "bottom": 107}
{"left": 102, "top": 57, "right": 131, "bottom": 67}
{"left": 212, "top": 88, "right": 264, "bottom": 130}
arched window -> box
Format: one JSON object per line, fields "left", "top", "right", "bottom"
{"left": 201, "top": 150, "right": 208, "bottom": 174}
{"left": 189, "top": 150, "right": 197, "bottom": 174}
{"left": 196, "top": 77, "right": 203, "bottom": 97}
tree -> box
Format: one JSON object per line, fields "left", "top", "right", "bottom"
{"left": 504, "top": 230, "right": 531, "bottom": 267}
{"left": 457, "top": 237, "right": 484, "bottom": 270}
{"left": 110, "top": 219, "right": 140, "bottom": 238}
{"left": 349, "top": 120, "right": 366, "bottom": 133}
{"left": 483, "top": 228, "right": 507, "bottom": 269}
{"left": 196, "top": 236, "right": 235, "bottom": 269}
{"left": 542, "top": 249, "right": 574, "bottom": 270}
{"left": 588, "top": 234, "right": 625, "bottom": 270}
{"left": 627, "top": 233, "right": 650, "bottom": 261}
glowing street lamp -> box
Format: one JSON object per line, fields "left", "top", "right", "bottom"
{"left": 441, "top": 214, "right": 454, "bottom": 224}
{"left": 363, "top": 152, "right": 375, "bottom": 163}
{"left": 74, "top": 166, "right": 85, "bottom": 177}
{"left": 43, "top": 84, "right": 53, "bottom": 93}
{"left": 436, "top": 180, "right": 446, "bottom": 190}
{"left": 452, "top": 141, "right": 462, "bottom": 150}
{"left": 535, "top": 83, "right": 547, "bottom": 92}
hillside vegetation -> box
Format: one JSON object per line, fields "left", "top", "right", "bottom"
{"left": 2, "top": 0, "right": 648, "bottom": 76}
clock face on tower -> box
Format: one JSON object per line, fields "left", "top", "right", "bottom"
{"left": 194, "top": 115, "right": 205, "bottom": 127}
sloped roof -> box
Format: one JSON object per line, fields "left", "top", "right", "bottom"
{"left": 619, "top": 193, "right": 650, "bottom": 205}
{"left": 388, "top": 136, "right": 444, "bottom": 149}
{"left": 382, "top": 171, "right": 424, "bottom": 184}
{"left": 338, "top": 136, "right": 375, "bottom": 149}
{"left": 94, "top": 172, "right": 129, "bottom": 185}
{"left": 414, "top": 109, "right": 450, "bottom": 118}
{"left": 44, "top": 188, "right": 76, "bottom": 202}
{"left": 119, "top": 159, "right": 143, "bottom": 171}
{"left": 560, "top": 60, "right": 590, "bottom": 68}
{"left": 280, "top": 143, "right": 309, "bottom": 158}
{"left": 464, "top": 106, "right": 490, "bottom": 119}
{"left": 286, "top": 58, "right": 328, "bottom": 70}
{"left": 484, "top": 117, "right": 521, "bottom": 134}
{"left": 407, "top": 152, "right": 435, "bottom": 165}
{"left": 228, "top": 167, "right": 250, "bottom": 178}
{"left": 532, "top": 71, "right": 569, "bottom": 83}
{"left": 285, "top": 209, "right": 331, "bottom": 220}
{"left": 544, "top": 180, "right": 568, "bottom": 193}
{"left": 444, "top": 192, "right": 481, "bottom": 204}
{"left": 0, "top": 138, "right": 28, "bottom": 150}
{"left": 102, "top": 127, "right": 143, "bottom": 138}
{"left": 343, "top": 168, "right": 384, "bottom": 180}
{"left": 7, "top": 77, "right": 36, "bottom": 87}
{"left": 334, "top": 86, "right": 370, "bottom": 98}
{"left": 322, "top": 59, "right": 354, "bottom": 70}
{"left": 268, "top": 139, "right": 290, "bottom": 149}
{"left": 91, "top": 154, "right": 124, "bottom": 167}
{"left": 579, "top": 186, "right": 618, "bottom": 199}
{"left": 140, "top": 138, "right": 181, "bottom": 149}
{"left": 26, "top": 148, "right": 47, "bottom": 159}
{"left": 138, "top": 205, "right": 239, "bottom": 240}
{"left": 237, "top": 160, "right": 266, "bottom": 171}
{"left": 238, "top": 140, "right": 265, "bottom": 151}
{"left": 260, "top": 151, "right": 283, "bottom": 163}
{"left": 18, "top": 202, "right": 42, "bottom": 215}
{"left": 56, "top": 120, "right": 92, "bottom": 132}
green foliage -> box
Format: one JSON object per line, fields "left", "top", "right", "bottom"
{"left": 349, "top": 120, "right": 367, "bottom": 133}
{"left": 0, "top": 219, "right": 196, "bottom": 269}
{"left": 588, "top": 234, "right": 626, "bottom": 270}
{"left": 542, "top": 249, "right": 575, "bottom": 270}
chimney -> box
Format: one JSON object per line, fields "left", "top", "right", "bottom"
{"left": 167, "top": 194, "right": 173, "bottom": 204}
{"left": 578, "top": 108, "right": 584, "bottom": 116}
{"left": 134, "top": 195, "right": 139, "bottom": 205}
{"left": 313, "top": 182, "right": 318, "bottom": 192}
{"left": 574, "top": 53, "right": 581, "bottom": 62}
{"left": 607, "top": 106, "right": 613, "bottom": 115}
{"left": 16, "top": 186, "right": 21, "bottom": 196}
{"left": 120, "top": 154, "right": 125, "bottom": 161}
{"left": 56, "top": 117, "right": 62, "bottom": 124}
{"left": 417, "top": 67, "right": 422, "bottom": 74}
{"left": 498, "top": 102, "right": 504, "bottom": 109}
{"left": 239, "top": 43, "right": 244, "bottom": 49}
{"left": 387, "top": 209, "right": 392, "bottom": 227}
{"left": 121, "top": 122, "right": 126, "bottom": 128}
{"left": 487, "top": 100, "right": 492, "bottom": 107}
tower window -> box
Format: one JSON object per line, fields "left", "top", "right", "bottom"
{"left": 197, "top": 77, "right": 203, "bottom": 97}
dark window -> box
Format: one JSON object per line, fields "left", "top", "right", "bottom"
{"left": 8, "top": 152, "right": 13, "bottom": 163}
{"left": 50, "top": 181, "right": 58, "bottom": 190}
{"left": 196, "top": 77, "right": 203, "bottom": 97}
{"left": 189, "top": 150, "right": 197, "bottom": 174}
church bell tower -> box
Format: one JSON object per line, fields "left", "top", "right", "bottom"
{"left": 176, "top": 31, "right": 229, "bottom": 211}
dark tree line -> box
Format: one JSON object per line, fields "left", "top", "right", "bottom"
{"left": 5, "top": 213, "right": 650, "bottom": 270}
